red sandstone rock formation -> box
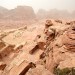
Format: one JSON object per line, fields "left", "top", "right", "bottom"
{"left": 0, "top": 19, "right": 75, "bottom": 75}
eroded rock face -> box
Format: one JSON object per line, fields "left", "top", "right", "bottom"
{"left": 58, "top": 58, "right": 75, "bottom": 69}
{"left": 62, "top": 26, "right": 75, "bottom": 52}
{"left": 66, "top": 21, "right": 75, "bottom": 25}
{"left": 45, "top": 20, "right": 53, "bottom": 29}
{"left": 44, "top": 20, "right": 75, "bottom": 74}
{"left": 0, "top": 20, "right": 75, "bottom": 75}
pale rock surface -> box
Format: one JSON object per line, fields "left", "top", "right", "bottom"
{"left": 26, "top": 65, "right": 54, "bottom": 75}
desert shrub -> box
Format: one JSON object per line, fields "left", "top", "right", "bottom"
{"left": 54, "top": 67, "right": 75, "bottom": 75}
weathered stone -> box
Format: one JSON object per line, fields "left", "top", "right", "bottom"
{"left": 55, "top": 20, "right": 62, "bottom": 24}
{"left": 7, "top": 61, "right": 34, "bottom": 75}
{"left": 45, "top": 20, "right": 53, "bottom": 29}
{"left": 29, "top": 44, "right": 39, "bottom": 54}
{"left": 14, "top": 45, "right": 23, "bottom": 53}
{"left": 66, "top": 22, "right": 71, "bottom": 25}
{"left": 34, "top": 35, "right": 41, "bottom": 42}
{"left": 0, "top": 62, "right": 6, "bottom": 70}
{"left": 0, "top": 45, "right": 15, "bottom": 57}
{"left": 37, "top": 42, "right": 46, "bottom": 50}
{"left": 1, "top": 19, "right": 75, "bottom": 75}
{"left": 58, "top": 58, "right": 75, "bottom": 69}
{"left": 0, "top": 42, "right": 6, "bottom": 49}
{"left": 26, "top": 65, "right": 54, "bottom": 75}
{"left": 62, "top": 27, "right": 75, "bottom": 51}
{"left": 70, "top": 21, "right": 75, "bottom": 25}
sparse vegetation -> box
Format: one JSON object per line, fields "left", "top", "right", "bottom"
{"left": 54, "top": 67, "right": 75, "bottom": 75}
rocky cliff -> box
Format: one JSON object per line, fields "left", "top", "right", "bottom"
{"left": 0, "top": 19, "right": 75, "bottom": 75}
{"left": 0, "top": 6, "right": 36, "bottom": 20}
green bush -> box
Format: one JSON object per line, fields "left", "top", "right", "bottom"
{"left": 54, "top": 67, "right": 75, "bottom": 75}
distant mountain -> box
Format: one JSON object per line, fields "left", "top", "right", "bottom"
{"left": 0, "top": 6, "right": 8, "bottom": 14}
{"left": 37, "top": 9, "right": 75, "bottom": 20}
{"left": 0, "top": 13, "right": 4, "bottom": 19}
{"left": 0, "top": 6, "right": 75, "bottom": 20}
{"left": 71, "top": 11, "right": 75, "bottom": 19}
{"left": 0, "top": 6, "right": 36, "bottom": 20}
{"left": 0, "top": 6, "right": 8, "bottom": 19}
{"left": 4, "top": 6, "right": 36, "bottom": 20}
{"left": 36, "top": 9, "right": 47, "bottom": 19}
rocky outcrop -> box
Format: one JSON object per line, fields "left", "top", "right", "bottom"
{"left": 62, "top": 26, "right": 75, "bottom": 52}
{"left": 43, "top": 20, "right": 75, "bottom": 75}
{"left": 0, "top": 19, "right": 75, "bottom": 75}
{"left": 26, "top": 65, "right": 53, "bottom": 75}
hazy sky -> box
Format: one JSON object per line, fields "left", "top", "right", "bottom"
{"left": 0, "top": 0, "right": 75, "bottom": 12}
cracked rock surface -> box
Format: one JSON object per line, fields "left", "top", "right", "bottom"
{"left": 0, "top": 19, "right": 75, "bottom": 75}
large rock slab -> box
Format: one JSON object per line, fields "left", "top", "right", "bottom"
{"left": 26, "top": 65, "right": 53, "bottom": 75}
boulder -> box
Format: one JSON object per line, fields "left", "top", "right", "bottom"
{"left": 62, "top": 27, "right": 75, "bottom": 52}
{"left": 45, "top": 20, "right": 53, "bottom": 29}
